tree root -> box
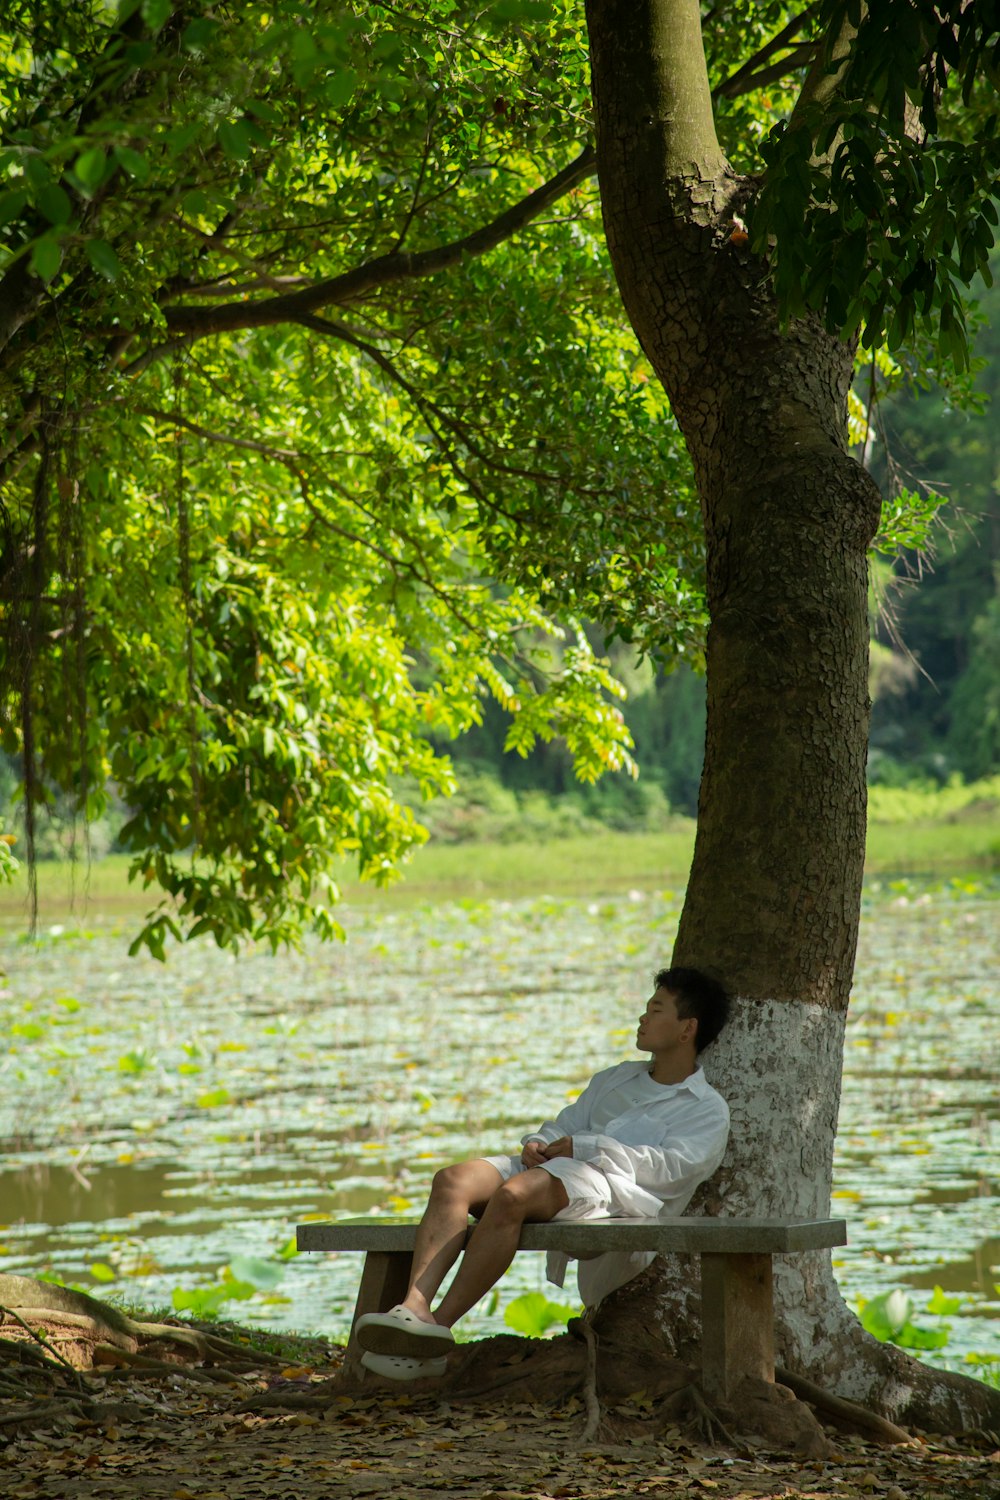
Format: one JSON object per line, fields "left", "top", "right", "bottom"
{"left": 0, "top": 1304, "right": 85, "bottom": 1381}
{"left": 92, "top": 1344, "right": 249, "bottom": 1385}
{"left": 0, "top": 1333, "right": 82, "bottom": 1379}
{"left": 577, "top": 1320, "right": 601, "bottom": 1444}
{"left": 776, "top": 1363, "right": 912, "bottom": 1444}
{"left": 658, "top": 1383, "right": 742, "bottom": 1447}
{"left": 0, "top": 1275, "right": 282, "bottom": 1373}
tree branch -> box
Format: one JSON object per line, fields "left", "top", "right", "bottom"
{"left": 134, "top": 408, "right": 298, "bottom": 461}
{"left": 715, "top": 45, "right": 818, "bottom": 102}
{"left": 161, "top": 145, "right": 596, "bottom": 340}
{"left": 712, "top": 6, "right": 820, "bottom": 100}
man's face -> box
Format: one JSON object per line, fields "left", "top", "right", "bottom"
{"left": 636, "top": 986, "right": 697, "bottom": 1054}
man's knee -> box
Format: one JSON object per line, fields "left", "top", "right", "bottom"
{"left": 488, "top": 1169, "right": 565, "bottom": 1223}
{"left": 432, "top": 1163, "right": 469, "bottom": 1197}
{"left": 431, "top": 1160, "right": 490, "bottom": 1201}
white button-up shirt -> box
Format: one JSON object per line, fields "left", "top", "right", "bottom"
{"left": 523, "top": 1060, "right": 730, "bottom": 1304}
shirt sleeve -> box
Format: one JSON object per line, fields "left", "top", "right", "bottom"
{"left": 520, "top": 1067, "right": 617, "bottom": 1147}
{"left": 571, "top": 1099, "right": 730, "bottom": 1197}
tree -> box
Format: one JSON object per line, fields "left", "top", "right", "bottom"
{"left": 582, "top": 0, "right": 1000, "bottom": 1431}
{"left": 2, "top": 0, "right": 999, "bottom": 1431}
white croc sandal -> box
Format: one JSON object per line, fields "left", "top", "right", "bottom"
{"left": 360, "top": 1349, "right": 448, "bottom": 1381}
{"left": 355, "top": 1304, "right": 455, "bottom": 1359}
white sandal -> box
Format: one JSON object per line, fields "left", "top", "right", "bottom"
{"left": 360, "top": 1349, "right": 448, "bottom": 1381}
{"left": 355, "top": 1304, "right": 455, "bottom": 1359}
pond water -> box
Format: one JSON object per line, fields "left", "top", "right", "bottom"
{"left": 0, "top": 876, "right": 997, "bottom": 1377}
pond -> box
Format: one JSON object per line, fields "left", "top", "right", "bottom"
{"left": 0, "top": 876, "right": 997, "bottom": 1379}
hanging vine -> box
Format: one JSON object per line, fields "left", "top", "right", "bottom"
{"left": 174, "top": 356, "right": 203, "bottom": 843}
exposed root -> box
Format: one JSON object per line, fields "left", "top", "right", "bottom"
{"left": 0, "top": 1333, "right": 82, "bottom": 1379}
{"left": 92, "top": 1343, "right": 249, "bottom": 1385}
{"left": 577, "top": 1320, "right": 601, "bottom": 1444}
{"left": 776, "top": 1363, "right": 912, "bottom": 1444}
{"left": 0, "top": 1303, "right": 85, "bottom": 1380}
{"left": 659, "top": 1383, "right": 742, "bottom": 1447}
{"left": 0, "top": 1275, "right": 282, "bottom": 1374}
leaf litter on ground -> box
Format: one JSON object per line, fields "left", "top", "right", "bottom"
{"left": 1, "top": 1330, "right": 998, "bottom": 1500}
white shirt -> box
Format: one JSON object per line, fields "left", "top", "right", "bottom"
{"left": 523, "top": 1060, "right": 730, "bottom": 1304}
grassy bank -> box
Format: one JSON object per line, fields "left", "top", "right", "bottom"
{"left": 1, "top": 801, "right": 998, "bottom": 925}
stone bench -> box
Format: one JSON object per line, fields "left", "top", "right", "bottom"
{"left": 297, "top": 1215, "right": 846, "bottom": 1400}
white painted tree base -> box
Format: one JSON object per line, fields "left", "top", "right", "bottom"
{"left": 603, "top": 997, "right": 1000, "bottom": 1431}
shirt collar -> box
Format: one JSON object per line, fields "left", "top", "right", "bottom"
{"left": 644, "top": 1063, "right": 709, "bottom": 1095}
{"left": 683, "top": 1066, "right": 710, "bottom": 1096}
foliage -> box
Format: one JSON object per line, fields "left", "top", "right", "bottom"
{"left": 752, "top": 0, "right": 1000, "bottom": 367}
{"left": 867, "top": 772, "right": 1000, "bottom": 823}
{"left": 0, "top": 0, "right": 705, "bottom": 953}
{"left": 503, "top": 1290, "right": 580, "bottom": 1337}
{"left": 171, "top": 1255, "right": 289, "bottom": 1321}
{"left": 0, "top": 819, "right": 16, "bottom": 883}
{"left": 856, "top": 1285, "right": 964, "bottom": 1352}
{"left": 866, "top": 269, "right": 1000, "bottom": 783}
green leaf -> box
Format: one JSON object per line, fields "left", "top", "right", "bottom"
{"left": 29, "top": 234, "right": 62, "bottom": 283}
{"left": 86, "top": 238, "right": 122, "bottom": 281}
{"left": 23, "top": 155, "right": 53, "bottom": 192}
{"left": 325, "top": 70, "right": 358, "bottom": 108}
{"left": 89, "top": 1262, "right": 117, "bottom": 1283}
{"left": 895, "top": 1322, "right": 949, "bottom": 1350}
{"left": 503, "top": 1291, "right": 578, "bottom": 1337}
{"left": 114, "top": 145, "right": 150, "bottom": 182}
{"left": 181, "top": 188, "right": 212, "bottom": 216}
{"left": 926, "top": 1284, "right": 963, "bottom": 1317}
{"left": 142, "top": 0, "right": 173, "bottom": 31}
{"left": 218, "top": 120, "right": 253, "bottom": 161}
{"left": 228, "top": 1255, "right": 284, "bottom": 1290}
{"left": 196, "top": 1087, "right": 232, "bottom": 1108}
{"left": 74, "top": 148, "right": 108, "bottom": 193}
{"left": 37, "top": 183, "right": 73, "bottom": 225}
{"left": 182, "top": 16, "right": 219, "bottom": 50}
{"left": 0, "top": 188, "right": 30, "bottom": 227}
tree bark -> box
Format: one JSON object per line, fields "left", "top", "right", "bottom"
{"left": 585, "top": 0, "right": 1000, "bottom": 1433}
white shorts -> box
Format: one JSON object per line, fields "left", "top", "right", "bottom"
{"left": 478, "top": 1153, "right": 614, "bottom": 1221}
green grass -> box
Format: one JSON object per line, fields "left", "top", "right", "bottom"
{"left": 1, "top": 803, "right": 998, "bottom": 927}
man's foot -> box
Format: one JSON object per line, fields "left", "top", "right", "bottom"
{"left": 355, "top": 1304, "right": 455, "bottom": 1359}
{"left": 360, "top": 1349, "right": 448, "bottom": 1381}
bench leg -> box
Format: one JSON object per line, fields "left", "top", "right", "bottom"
{"left": 344, "top": 1250, "right": 414, "bottom": 1378}
{"left": 699, "top": 1251, "right": 775, "bottom": 1404}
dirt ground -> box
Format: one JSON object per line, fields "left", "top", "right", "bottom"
{"left": 2, "top": 1332, "right": 999, "bottom": 1500}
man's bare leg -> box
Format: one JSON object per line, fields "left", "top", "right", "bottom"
{"left": 433, "top": 1167, "right": 568, "bottom": 1328}
{"left": 400, "top": 1160, "right": 504, "bottom": 1324}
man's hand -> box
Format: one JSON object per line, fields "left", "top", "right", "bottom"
{"left": 541, "top": 1136, "right": 573, "bottom": 1160}
{"left": 520, "top": 1140, "right": 548, "bottom": 1168}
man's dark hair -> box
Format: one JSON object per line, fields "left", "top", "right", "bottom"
{"left": 654, "top": 967, "right": 731, "bottom": 1054}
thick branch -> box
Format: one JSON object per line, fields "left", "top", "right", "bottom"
{"left": 713, "top": 6, "right": 820, "bottom": 100}
{"left": 787, "top": 12, "right": 860, "bottom": 131}
{"left": 162, "top": 146, "right": 596, "bottom": 340}
{"left": 715, "top": 46, "right": 818, "bottom": 102}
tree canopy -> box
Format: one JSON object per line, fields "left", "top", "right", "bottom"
{"left": 2, "top": 0, "right": 998, "bottom": 954}
{"left": 1, "top": 1, "right": 709, "bottom": 952}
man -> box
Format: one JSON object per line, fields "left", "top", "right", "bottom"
{"left": 356, "top": 966, "right": 731, "bottom": 1379}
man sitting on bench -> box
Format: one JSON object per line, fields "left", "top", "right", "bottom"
{"left": 356, "top": 966, "right": 731, "bottom": 1380}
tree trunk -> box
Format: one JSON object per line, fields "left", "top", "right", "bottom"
{"left": 584, "top": 0, "right": 1000, "bottom": 1433}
